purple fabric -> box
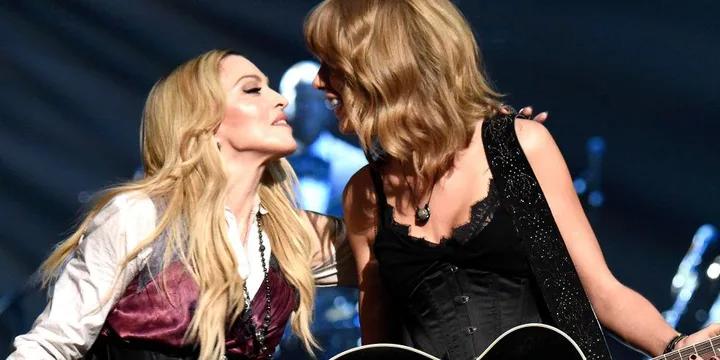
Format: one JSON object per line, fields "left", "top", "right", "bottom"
{"left": 100, "top": 261, "right": 297, "bottom": 359}
{"left": 225, "top": 266, "right": 298, "bottom": 358}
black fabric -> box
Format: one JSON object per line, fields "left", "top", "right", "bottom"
{"left": 369, "top": 162, "right": 548, "bottom": 360}
{"left": 84, "top": 335, "right": 199, "bottom": 360}
{"left": 85, "top": 338, "right": 249, "bottom": 360}
{"left": 481, "top": 112, "right": 611, "bottom": 360}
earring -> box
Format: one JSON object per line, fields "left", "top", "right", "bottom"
{"left": 215, "top": 138, "right": 222, "bottom": 150}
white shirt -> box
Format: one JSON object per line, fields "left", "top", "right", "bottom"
{"left": 6, "top": 191, "right": 307, "bottom": 360}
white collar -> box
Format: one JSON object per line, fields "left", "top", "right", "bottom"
{"left": 224, "top": 194, "right": 268, "bottom": 217}
{"left": 222, "top": 194, "right": 267, "bottom": 281}
{"left": 254, "top": 194, "right": 269, "bottom": 215}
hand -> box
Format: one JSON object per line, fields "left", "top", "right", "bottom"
{"left": 674, "top": 324, "right": 720, "bottom": 360}
{"left": 499, "top": 105, "right": 549, "bottom": 123}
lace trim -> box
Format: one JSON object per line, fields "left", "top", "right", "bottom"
{"left": 384, "top": 178, "right": 500, "bottom": 247}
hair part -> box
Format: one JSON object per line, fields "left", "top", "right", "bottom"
{"left": 41, "top": 49, "right": 317, "bottom": 359}
{"left": 305, "top": 0, "right": 503, "bottom": 182}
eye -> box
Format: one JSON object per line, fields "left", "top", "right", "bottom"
{"left": 244, "top": 87, "right": 262, "bottom": 94}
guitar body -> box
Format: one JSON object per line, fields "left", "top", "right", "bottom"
{"left": 329, "top": 323, "right": 586, "bottom": 360}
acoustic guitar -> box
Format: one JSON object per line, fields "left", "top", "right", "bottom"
{"left": 329, "top": 323, "right": 720, "bottom": 360}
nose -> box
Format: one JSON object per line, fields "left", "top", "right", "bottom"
{"left": 270, "top": 88, "right": 288, "bottom": 109}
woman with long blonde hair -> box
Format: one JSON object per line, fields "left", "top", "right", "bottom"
{"left": 305, "top": 1, "right": 720, "bottom": 359}
{"left": 8, "top": 49, "right": 355, "bottom": 360}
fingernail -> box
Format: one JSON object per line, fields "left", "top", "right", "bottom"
{"left": 540, "top": 111, "right": 549, "bottom": 117}
{"left": 690, "top": 355, "right": 697, "bottom": 360}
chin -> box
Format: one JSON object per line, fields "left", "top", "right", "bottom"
{"left": 264, "top": 127, "right": 297, "bottom": 155}
{"left": 268, "top": 138, "right": 298, "bottom": 158}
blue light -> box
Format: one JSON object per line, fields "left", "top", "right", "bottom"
{"left": 333, "top": 296, "right": 348, "bottom": 308}
{"left": 574, "top": 178, "right": 587, "bottom": 195}
{"left": 587, "top": 136, "right": 606, "bottom": 154}
{"left": 588, "top": 191, "right": 604, "bottom": 207}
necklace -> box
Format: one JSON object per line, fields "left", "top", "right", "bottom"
{"left": 401, "top": 165, "right": 437, "bottom": 224}
{"left": 242, "top": 212, "right": 273, "bottom": 358}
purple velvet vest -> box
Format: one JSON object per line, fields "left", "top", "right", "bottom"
{"left": 95, "top": 257, "right": 297, "bottom": 359}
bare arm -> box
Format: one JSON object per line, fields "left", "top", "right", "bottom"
{"left": 515, "top": 119, "right": 677, "bottom": 356}
{"left": 299, "top": 210, "right": 358, "bottom": 288}
{"left": 342, "top": 165, "right": 400, "bottom": 344}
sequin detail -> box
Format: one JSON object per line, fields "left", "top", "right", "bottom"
{"left": 482, "top": 111, "right": 612, "bottom": 360}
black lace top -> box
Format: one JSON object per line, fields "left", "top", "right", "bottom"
{"left": 369, "top": 168, "right": 549, "bottom": 360}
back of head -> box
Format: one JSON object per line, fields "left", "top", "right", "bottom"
{"left": 305, "top": 0, "right": 502, "bottom": 180}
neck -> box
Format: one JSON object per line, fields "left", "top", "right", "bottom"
{"left": 223, "top": 152, "right": 266, "bottom": 226}
{"left": 398, "top": 160, "right": 436, "bottom": 189}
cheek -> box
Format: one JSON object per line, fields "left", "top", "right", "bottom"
{"left": 221, "top": 103, "right": 269, "bottom": 137}
{"left": 219, "top": 101, "right": 295, "bottom": 154}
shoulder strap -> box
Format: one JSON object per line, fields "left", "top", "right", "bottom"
{"left": 481, "top": 113, "right": 612, "bottom": 360}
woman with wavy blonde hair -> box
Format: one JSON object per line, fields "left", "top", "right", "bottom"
{"left": 305, "top": 1, "right": 720, "bottom": 359}
{"left": 8, "top": 49, "right": 355, "bottom": 360}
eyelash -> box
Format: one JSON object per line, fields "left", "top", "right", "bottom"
{"left": 244, "top": 87, "right": 262, "bottom": 94}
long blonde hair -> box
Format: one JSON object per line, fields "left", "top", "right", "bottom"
{"left": 40, "top": 49, "right": 317, "bottom": 359}
{"left": 305, "top": 0, "right": 503, "bottom": 182}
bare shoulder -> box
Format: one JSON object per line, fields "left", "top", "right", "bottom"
{"left": 513, "top": 118, "right": 557, "bottom": 156}
{"left": 342, "top": 164, "right": 378, "bottom": 235}
{"left": 342, "top": 164, "right": 376, "bottom": 211}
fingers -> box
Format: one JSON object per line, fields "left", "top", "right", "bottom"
{"left": 499, "top": 105, "right": 549, "bottom": 124}
{"left": 499, "top": 104, "right": 528, "bottom": 115}
{"left": 517, "top": 106, "right": 548, "bottom": 124}
{"left": 520, "top": 106, "right": 534, "bottom": 117}
{"left": 533, "top": 112, "right": 549, "bottom": 123}
{"left": 709, "top": 323, "right": 720, "bottom": 335}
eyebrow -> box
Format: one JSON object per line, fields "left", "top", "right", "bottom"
{"left": 234, "top": 74, "right": 270, "bottom": 87}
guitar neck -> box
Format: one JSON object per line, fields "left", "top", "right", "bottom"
{"left": 652, "top": 336, "right": 720, "bottom": 360}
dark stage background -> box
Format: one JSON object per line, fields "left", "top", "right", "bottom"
{"left": 1, "top": 1, "right": 719, "bottom": 359}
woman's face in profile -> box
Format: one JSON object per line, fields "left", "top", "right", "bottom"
{"left": 216, "top": 55, "right": 297, "bottom": 158}
{"left": 312, "top": 63, "right": 354, "bottom": 134}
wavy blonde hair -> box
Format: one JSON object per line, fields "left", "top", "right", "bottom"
{"left": 40, "top": 50, "right": 317, "bottom": 359}
{"left": 305, "top": 0, "right": 503, "bottom": 181}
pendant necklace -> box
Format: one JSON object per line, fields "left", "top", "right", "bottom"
{"left": 401, "top": 165, "right": 437, "bottom": 224}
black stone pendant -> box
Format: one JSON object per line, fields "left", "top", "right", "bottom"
{"left": 415, "top": 204, "right": 431, "bottom": 223}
